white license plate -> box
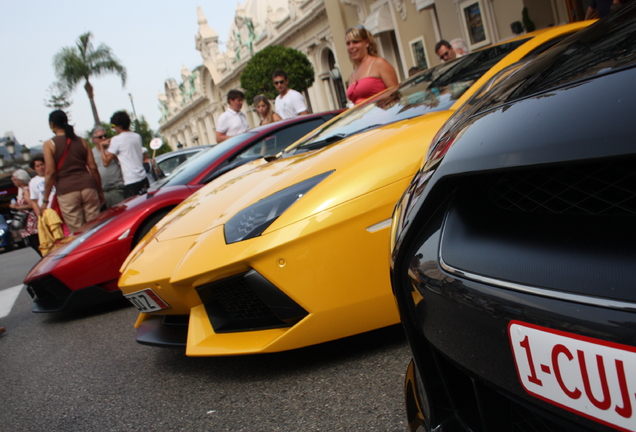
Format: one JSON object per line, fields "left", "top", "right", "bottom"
{"left": 125, "top": 289, "right": 169, "bottom": 312}
{"left": 509, "top": 321, "right": 636, "bottom": 431}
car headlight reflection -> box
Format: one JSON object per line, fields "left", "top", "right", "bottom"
{"left": 52, "top": 217, "right": 115, "bottom": 259}
{"left": 391, "top": 127, "right": 459, "bottom": 255}
{"left": 224, "top": 171, "right": 333, "bottom": 244}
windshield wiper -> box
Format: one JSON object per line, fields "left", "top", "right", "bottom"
{"left": 289, "top": 133, "right": 347, "bottom": 154}
{"left": 352, "top": 124, "right": 383, "bottom": 135}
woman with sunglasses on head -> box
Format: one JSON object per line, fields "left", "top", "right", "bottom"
{"left": 42, "top": 110, "right": 104, "bottom": 234}
{"left": 345, "top": 26, "right": 399, "bottom": 105}
{"left": 253, "top": 95, "right": 282, "bottom": 125}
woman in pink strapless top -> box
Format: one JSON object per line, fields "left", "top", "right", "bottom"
{"left": 345, "top": 26, "right": 399, "bottom": 105}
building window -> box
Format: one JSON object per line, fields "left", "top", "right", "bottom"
{"left": 458, "top": 0, "right": 491, "bottom": 50}
{"left": 409, "top": 37, "right": 428, "bottom": 70}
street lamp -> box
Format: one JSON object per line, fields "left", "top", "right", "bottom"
{"left": 21, "top": 146, "right": 30, "bottom": 164}
{"left": 129, "top": 93, "right": 140, "bottom": 131}
{"left": 5, "top": 137, "right": 16, "bottom": 166}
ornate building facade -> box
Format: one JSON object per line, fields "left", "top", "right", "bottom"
{"left": 158, "top": 0, "right": 587, "bottom": 149}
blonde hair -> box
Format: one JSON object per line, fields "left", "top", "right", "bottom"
{"left": 345, "top": 26, "right": 378, "bottom": 57}
{"left": 253, "top": 95, "right": 276, "bottom": 124}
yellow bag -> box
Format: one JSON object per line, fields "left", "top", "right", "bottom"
{"left": 38, "top": 208, "right": 65, "bottom": 256}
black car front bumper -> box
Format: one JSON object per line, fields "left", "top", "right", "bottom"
{"left": 26, "top": 275, "right": 123, "bottom": 313}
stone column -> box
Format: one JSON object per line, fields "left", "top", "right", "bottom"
{"left": 184, "top": 127, "right": 193, "bottom": 147}
{"left": 204, "top": 113, "right": 215, "bottom": 144}
{"left": 196, "top": 118, "right": 207, "bottom": 145}
{"left": 321, "top": 74, "right": 336, "bottom": 110}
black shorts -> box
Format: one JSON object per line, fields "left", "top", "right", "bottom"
{"left": 123, "top": 178, "right": 150, "bottom": 198}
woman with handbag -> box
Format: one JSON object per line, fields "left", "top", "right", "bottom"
{"left": 9, "top": 169, "right": 40, "bottom": 255}
{"left": 42, "top": 110, "right": 104, "bottom": 234}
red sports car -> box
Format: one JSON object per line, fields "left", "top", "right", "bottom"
{"left": 24, "top": 111, "right": 341, "bottom": 312}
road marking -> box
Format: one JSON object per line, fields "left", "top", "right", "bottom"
{"left": 0, "top": 285, "right": 23, "bottom": 318}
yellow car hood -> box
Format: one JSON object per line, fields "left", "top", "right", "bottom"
{"left": 153, "top": 111, "right": 451, "bottom": 244}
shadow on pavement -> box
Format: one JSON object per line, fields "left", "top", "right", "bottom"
{"left": 152, "top": 324, "right": 409, "bottom": 380}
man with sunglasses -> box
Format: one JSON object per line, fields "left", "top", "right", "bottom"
{"left": 435, "top": 39, "right": 458, "bottom": 63}
{"left": 272, "top": 70, "right": 308, "bottom": 119}
{"left": 91, "top": 126, "right": 124, "bottom": 208}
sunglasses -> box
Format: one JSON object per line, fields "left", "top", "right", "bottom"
{"left": 273, "top": 80, "right": 285, "bottom": 85}
{"left": 347, "top": 25, "right": 365, "bottom": 32}
{"left": 94, "top": 134, "right": 107, "bottom": 139}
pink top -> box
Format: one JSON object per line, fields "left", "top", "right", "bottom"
{"left": 346, "top": 76, "right": 387, "bottom": 105}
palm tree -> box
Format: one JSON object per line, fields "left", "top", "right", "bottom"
{"left": 53, "top": 32, "right": 127, "bottom": 125}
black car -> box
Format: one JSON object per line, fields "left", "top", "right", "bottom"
{"left": 390, "top": 6, "right": 636, "bottom": 432}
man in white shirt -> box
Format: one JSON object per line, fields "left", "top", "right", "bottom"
{"left": 100, "top": 111, "right": 149, "bottom": 198}
{"left": 216, "top": 90, "right": 249, "bottom": 143}
{"left": 272, "top": 70, "right": 309, "bottom": 119}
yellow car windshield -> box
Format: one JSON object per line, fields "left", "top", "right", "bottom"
{"left": 288, "top": 38, "right": 529, "bottom": 154}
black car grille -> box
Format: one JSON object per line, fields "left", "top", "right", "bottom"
{"left": 441, "top": 156, "right": 636, "bottom": 303}
{"left": 163, "top": 314, "right": 189, "bottom": 326}
{"left": 196, "top": 270, "right": 308, "bottom": 333}
{"left": 429, "top": 346, "right": 590, "bottom": 432}
{"left": 202, "top": 276, "right": 276, "bottom": 322}
{"left": 27, "top": 275, "right": 71, "bottom": 303}
{"left": 487, "top": 158, "right": 636, "bottom": 216}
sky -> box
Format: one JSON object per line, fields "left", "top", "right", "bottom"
{"left": 0, "top": 0, "right": 238, "bottom": 151}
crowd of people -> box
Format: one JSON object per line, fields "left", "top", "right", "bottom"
{"left": 7, "top": 26, "right": 471, "bottom": 259}
{"left": 6, "top": 25, "right": 469, "bottom": 259}
{"left": 1, "top": 28, "right": 466, "bottom": 338}
{"left": 6, "top": 109, "right": 147, "bottom": 260}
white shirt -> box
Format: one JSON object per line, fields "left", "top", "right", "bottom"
{"left": 28, "top": 175, "right": 55, "bottom": 207}
{"left": 275, "top": 89, "right": 308, "bottom": 119}
{"left": 217, "top": 107, "right": 249, "bottom": 137}
{"left": 108, "top": 131, "right": 147, "bottom": 185}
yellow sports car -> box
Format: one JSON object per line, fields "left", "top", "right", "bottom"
{"left": 119, "top": 21, "right": 592, "bottom": 356}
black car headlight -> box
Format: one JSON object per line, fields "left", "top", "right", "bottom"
{"left": 224, "top": 171, "right": 334, "bottom": 244}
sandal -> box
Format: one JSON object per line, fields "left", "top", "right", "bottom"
{"left": 0, "top": 327, "right": 6, "bottom": 338}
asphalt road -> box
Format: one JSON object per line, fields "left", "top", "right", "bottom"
{"left": 0, "top": 247, "right": 412, "bottom": 432}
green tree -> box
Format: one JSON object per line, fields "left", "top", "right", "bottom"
{"left": 240, "top": 45, "right": 314, "bottom": 103}
{"left": 133, "top": 114, "right": 170, "bottom": 156}
{"left": 44, "top": 81, "right": 73, "bottom": 111}
{"left": 53, "top": 32, "right": 127, "bottom": 126}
